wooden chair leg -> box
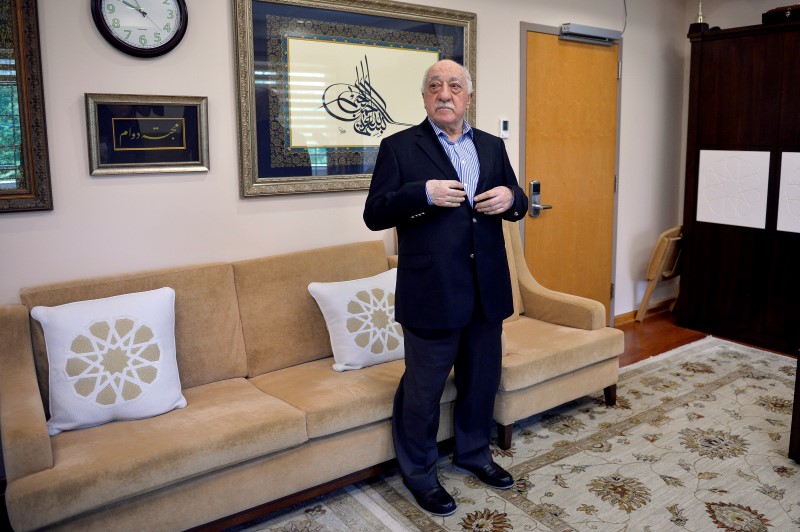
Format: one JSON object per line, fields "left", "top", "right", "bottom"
{"left": 669, "top": 282, "right": 680, "bottom": 312}
{"left": 603, "top": 384, "right": 617, "bottom": 406}
{"left": 496, "top": 423, "right": 513, "bottom": 450}
{"left": 635, "top": 280, "right": 657, "bottom": 322}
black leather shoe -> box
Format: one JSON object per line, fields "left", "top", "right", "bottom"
{"left": 404, "top": 481, "right": 457, "bottom": 516}
{"left": 453, "top": 461, "right": 514, "bottom": 489}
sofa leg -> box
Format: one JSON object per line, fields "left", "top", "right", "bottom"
{"left": 497, "top": 423, "right": 513, "bottom": 450}
{"left": 604, "top": 384, "right": 617, "bottom": 406}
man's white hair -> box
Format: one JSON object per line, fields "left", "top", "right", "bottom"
{"left": 420, "top": 60, "right": 474, "bottom": 95}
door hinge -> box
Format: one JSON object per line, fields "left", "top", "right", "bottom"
{"left": 617, "top": 61, "right": 622, "bottom": 79}
{"left": 610, "top": 283, "right": 615, "bottom": 299}
{"left": 614, "top": 174, "right": 619, "bottom": 192}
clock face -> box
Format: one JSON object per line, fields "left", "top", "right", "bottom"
{"left": 92, "top": 0, "right": 188, "bottom": 57}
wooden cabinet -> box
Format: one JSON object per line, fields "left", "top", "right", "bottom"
{"left": 677, "top": 21, "right": 800, "bottom": 355}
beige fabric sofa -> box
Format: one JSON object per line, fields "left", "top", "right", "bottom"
{"left": 0, "top": 221, "right": 622, "bottom": 531}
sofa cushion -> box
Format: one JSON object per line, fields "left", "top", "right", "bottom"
{"left": 233, "top": 241, "right": 390, "bottom": 377}
{"left": 30, "top": 288, "right": 187, "bottom": 436}
{"left": 308, "top": 269, "right": 404, "bottom": 371}
{"left": 249, "top": 358, "right": 457, "bottom": 438}
{"left": 5, "top": 378, "right": 307, "bottom": 529}
{"left": 501, "top": 316, "right": 624, "bottom": 392}
{"left": 20, "top": 264, "right": 249, "bottom": 412}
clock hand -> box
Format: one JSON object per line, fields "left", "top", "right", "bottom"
{"left": 143, "top": 13, "right": 164, "bottom": 31}
{"left": 121, "top": 0, "right": 147, "bottom": 17}
{"left": 121, "top": 0, "right": 162, "bottom": 31}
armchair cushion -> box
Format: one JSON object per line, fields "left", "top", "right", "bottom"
{"left": 501, "top": 316, "right": 623, "bottom": 392}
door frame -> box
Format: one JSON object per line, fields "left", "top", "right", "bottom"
{"left": 517, "top": 22, "right": 624, "bottom": 326}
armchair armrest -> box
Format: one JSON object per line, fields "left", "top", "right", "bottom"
{"left": 0, "top": 305, "right": 53, "bottom": 482}
{"left": 507, "top": 222, "right": 605, "bottom": 331}
{"left": 388, "top": 255, "right": 398, "bottom": 269}
{"left": 516, "top": 267, "right": 605, "bottom": 330}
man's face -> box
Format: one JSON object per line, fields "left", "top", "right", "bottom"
{"left": 422, "top": 61, "right": 472, "bottom": 133}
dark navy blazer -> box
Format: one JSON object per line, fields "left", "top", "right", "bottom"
{"left": 364, "top": 119, "right": 528, "bottom": 330}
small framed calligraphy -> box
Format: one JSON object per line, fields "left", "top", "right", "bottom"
{"left": 85, "top": 93, "right": 210, "bottom": 176}
{"left": 233, "top": 0, "right": 477, "bottom": 196}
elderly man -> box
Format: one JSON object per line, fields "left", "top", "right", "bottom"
{"left": 363, "top": 59, "right": 528, "bottom": 516}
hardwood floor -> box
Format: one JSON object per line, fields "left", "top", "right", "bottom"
{"left": 616, "top": 311, "right": 707, "bottom": 367}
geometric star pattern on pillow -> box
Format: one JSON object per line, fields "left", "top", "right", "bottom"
{"left": 346, "top": 288, "right": 403, "bottom": 355}
{"left": 67, "top": 317, "right": 163, "bottom": 406}
{"left": 308, "top": 269, "right": 404, "bottom": 372}
{"left": 31, "top": 287, "right": 186, "bottom": 435}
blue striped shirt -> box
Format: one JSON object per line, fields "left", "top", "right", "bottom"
{"left": 427, "top": 118, "right": 480, "bottom": 206}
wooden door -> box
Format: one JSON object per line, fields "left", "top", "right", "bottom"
{"left": 524, "top": 31, "right": 619, "bottom": 323}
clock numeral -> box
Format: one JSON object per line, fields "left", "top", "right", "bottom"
{"left": 163, "top": 22, "right": 172, "bottom": 32}
{"left": 124, "top": 29, "right": 132, "bottom": 40}
{"left": 167, "top": 9, "right": 174, "bottom": 19}
{"left": 112, "top": 18, "right": 121, "bottom": 29}
{"left": 106, "top": 3, "right": 115, "bottom": 14}
{"left": 154, "top": 32, "right": 162, "bottom": 43}
{"left": 139, "top": 34, "right": 148, "bottom": 46}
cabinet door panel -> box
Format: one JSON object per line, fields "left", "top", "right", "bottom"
{"left": 681, "top": 223, "right": 769, "bottom": 336}
{"left": 780, "top": 31, "right": 800, "bottom": 146}
{"left": 765, "top": 230, "right": 800, "bottom": 353}
{"left": 698, "top": 34, "right": 783, "bottom": 147}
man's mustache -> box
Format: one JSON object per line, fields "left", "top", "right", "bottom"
{"left": 435, "top": 102, "right": 455, "bottom": 111}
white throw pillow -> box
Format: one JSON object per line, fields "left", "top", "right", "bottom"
{"left": 30, "top": 287, "right": 187, "bottom": 435}
{"left": 308, "top": 269, "right": 404, "bottom": 371}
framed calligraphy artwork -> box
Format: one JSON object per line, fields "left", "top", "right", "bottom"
{"left": 0, "top": 0, "right": 52, "bottom": 213}
{"left": 85, "top": 93, "right": 209, "bottom": 176}
{"left": 233, "top": 0, "right": 477, "bottom": 197}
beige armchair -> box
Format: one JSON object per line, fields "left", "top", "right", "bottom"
{"left": 495, "top": 221, "right": 624, "bottom": 449}
{"left": 388, "top": 222, "right": 624, "bottom": 450}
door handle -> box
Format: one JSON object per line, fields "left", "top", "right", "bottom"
{"left": 529, "top": 180, "right": 553, "bottom": 217}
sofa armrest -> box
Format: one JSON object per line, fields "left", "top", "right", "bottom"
{"left": 388, "top": 255, "right": 398, "bottom": 269}
{"left": 0, "top": 305, "right": 53, "bottom": 482}
{"left": 515, "top": 260, "right": 606, "bottom": 331}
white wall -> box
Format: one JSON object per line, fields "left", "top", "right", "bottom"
{"left": 0, "top": 0, "right": 773, "bottom": 314}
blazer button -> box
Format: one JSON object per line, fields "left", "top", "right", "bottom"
{"left": 470, "top": 253, "right": 475, "bottom": 259}
{"left": 472, "top": 217, "right": 477, "bottom": 223}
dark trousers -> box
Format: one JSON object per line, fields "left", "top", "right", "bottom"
{"left": 392, "top": 309, "right": 503, "bottom": 491}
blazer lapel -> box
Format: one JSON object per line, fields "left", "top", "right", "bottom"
{"left": 414, "top": 120, "right": 458, "bottom": 180}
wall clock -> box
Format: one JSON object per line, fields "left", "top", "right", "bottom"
{"left": 91, "top": 0, "right": 188, "bottom": 58}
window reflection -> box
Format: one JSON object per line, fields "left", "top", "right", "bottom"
{"left": 0, "top": 1, "right": 22, "bottom": 193}
{"left": 0, "top": 0, "right": 52, "bottom": 212}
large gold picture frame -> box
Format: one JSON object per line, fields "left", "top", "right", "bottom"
{"left": 233, "top": 0, "right": 477, "bottom": 197}
{"left": 0, "top": 0, "right": 52, "bottom": 213}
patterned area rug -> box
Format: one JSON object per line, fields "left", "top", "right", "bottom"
{"left": 235, "top": 337, "right": 799, "bottom": 531}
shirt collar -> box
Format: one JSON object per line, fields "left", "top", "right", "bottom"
{"left": 428, "top": 118, "right": 473, "bottom": 142}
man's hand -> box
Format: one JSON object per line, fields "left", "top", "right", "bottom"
{"left": 474, "top": 186, "right": 513, "bottom": 215}
{"left": 427, "top": 180, "right": 466, "bottom": 207}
